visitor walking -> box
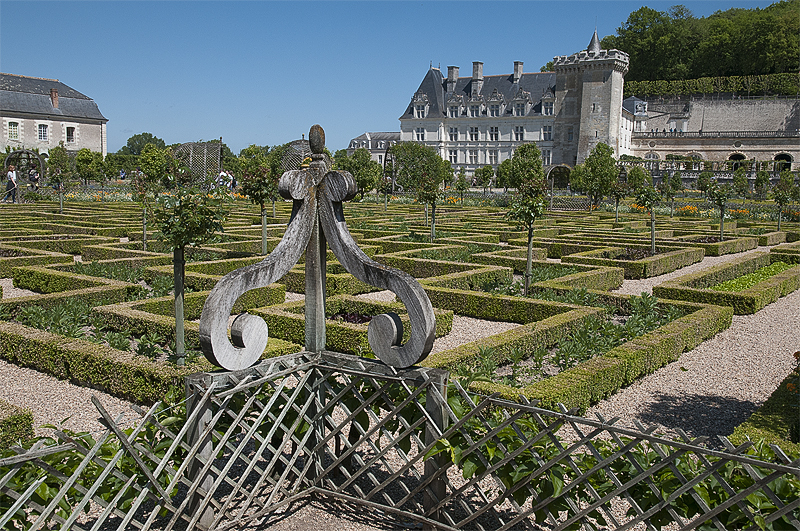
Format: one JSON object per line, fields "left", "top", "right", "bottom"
{"left": 3, "top": 164, "right": 18, "bottom": 203}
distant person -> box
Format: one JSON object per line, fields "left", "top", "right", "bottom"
{"left": 3, "top": 164, "right": 18, "bottom": 203}
{"left": 29, "top": 169, "right": 39, "bottom": 191}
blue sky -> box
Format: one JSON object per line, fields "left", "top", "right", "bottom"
{"left": 0, "top": 1, "right": 778, "bottom": 154}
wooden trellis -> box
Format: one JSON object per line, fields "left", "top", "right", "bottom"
{"left": 2, "top": 350, "right": 799, "bottom": 531}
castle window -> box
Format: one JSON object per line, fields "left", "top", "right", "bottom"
{"left": 515, "top": 103, "right": 526, "bottom": 116}
{"left": 66, "top": 127, "right": 76, "bottom": 143}
{"left": 489, "top": 104, "right": 500, "bottom": 117}
{"left": 8, "top": 122, "right": 19, "bottom": 140}
{"left": 415, "top": 128, "right": 425, "bottom": 141}
{"left": 489, "top": 127, "right": 499, "bottom": 141}
{"left": 469, "top": 150, "right": 478, "bottom": 165}
{"left": 415, "top": 105, "right": 426, "bottom": 118}
{"left": 567, "top": 127, "right": 574, "bottom": 142}
{"left": 470, "top": 105, "right": 480, "bottom": 117}
{"left": 542, "top": 149, "right": 552, "bottom": 165}
{"left": 514, "top": 126, "right": 524, "bottom": 141}
{"left": 542, "top": 125, "right": 552, "bottom": 141}
{"left": 592, "top": 103, "right": 597, "bottom": 112}
{"left": 38, "top": 124, "right": 48, "bottom": 141}
{"left": 469, "top": 127, "right": 479, "bottom": 141}
{"left": 378, "top": 155, "right": 383, "bottom": 164}
{"left": 449, "top": 127, "right": 458, "bottom": 141}
{"left": 449, "top": 150, "right": 458, "bottom": 164}
{"left": 543, "top": 101, "right": 554, "bottom": 115}
{"left": 488, "top": 150, "right": 498, "bottom": 165}
{"left": 449, "top": 106, "right": 459, "bottom": 118}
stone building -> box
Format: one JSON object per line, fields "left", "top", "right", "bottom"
{"left": 0, "top": 73, "right": 108, "bottom": 157}
{"left": 346, "top": 132, "right": 400, "bottom": 166}
{"left": 396, "top": 31, "right": 629, "bottom": 175}
{"left": 350, "top": 29, "right": 798, "bottom": 177}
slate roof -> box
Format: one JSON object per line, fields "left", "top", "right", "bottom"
{"left": 0, "top": 73, "right": 107, "bottom": 122}
{"left": 401, "top": 67, "right": 556, "bottom": 119}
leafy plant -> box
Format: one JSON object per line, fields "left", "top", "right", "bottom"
{"left": 711, "top": 262, "right": 794, "bottom": 292}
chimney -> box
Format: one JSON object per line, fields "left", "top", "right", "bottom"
{"left": 513, "top": 61, "right": 523, "bottom": 84}
{"left": 447, "top": 66, "right": 459, "bottom": 93}
{"left": 471, "top": 61, "right": 484, "bottom": 97}
{"left": 50, "top": 88, "right": 58, "bottom": 109}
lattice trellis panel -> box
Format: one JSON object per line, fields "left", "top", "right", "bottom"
{"left": 2, "top": 351, "right": 799, "bottom": 531}
{"left": 173, "top": 141, "right": 222, "bottom": 182}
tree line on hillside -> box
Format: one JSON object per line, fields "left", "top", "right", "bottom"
{"left": 598, "top": 1, "right": 798, "bottom": 81}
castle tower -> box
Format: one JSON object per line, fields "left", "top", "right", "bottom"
{"left": 553, "top": 30, "right": 629, "bottom": 165}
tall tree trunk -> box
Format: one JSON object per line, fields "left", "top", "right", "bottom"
{"left": 719, "top": 208, "right": 725, "bottom": 241}
{"left": 430, "top": 203, "right": 436, "bottom": 243}
{"left": 651, "top": 209, "right": 656, "bottom": 256}
{"left": 59, "top": 188, "right": 63, "bottom": 214}
{"left": 261, "top": 205, "right": 269, "bottom": 255}
{"left": 615, "top": 197, "right": 619, "bottom": 223}
{"left": 174, "top": 246, "right": 186, "bottom": 366}
{"left": 142, "top": 207, "right": 147, "bottom": 252}
{"left": 525, "top": 225, "right": 534, "bottom": 296}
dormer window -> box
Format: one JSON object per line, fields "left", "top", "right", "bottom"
{"left": 489, "top": 104, "right": 500, "bottom": 117}
{"left": 543, "top": 101, "right": 554, "bottom": 115}
{"left": 449, "top": 106, "right": 459, "bottom": 118}
{"left": 470, "top": 105, "right": 480, "bottom": 117}
{"left": 415, "top": 105, "right": 427, "bottom": 118}
{"left": 514, "top": 103, "right": 526, "bottom": 117}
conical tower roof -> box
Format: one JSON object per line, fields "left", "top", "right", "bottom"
{"left": 587, "top": 29, "right": 601, "bottom": 53}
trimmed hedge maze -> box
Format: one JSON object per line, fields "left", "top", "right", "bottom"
{"left": 0, "top": 199, "right": 798, "bottom": 452}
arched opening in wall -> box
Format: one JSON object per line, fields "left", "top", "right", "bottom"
{"left": 644, "top": 152, "right": 660, "bottom": 160}
{"left": 547, "top": 165, "right": 571, "bottom": 189}
{"left": 774, "top": 153, "right": 792, "bottom": 172}
{"left": 728, "top": 153, "right": 746, "bottom": 170}
{"left": 686, "top": 152, "right": 703, "bottom": 170}
{"left": 3, "top": 150, "right": 46, "bottom": 190}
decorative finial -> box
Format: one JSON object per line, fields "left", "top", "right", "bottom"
{"left": 309, "top": 125, "right": 325, "bottom": 154}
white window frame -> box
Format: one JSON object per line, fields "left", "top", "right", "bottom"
{"left": 543, "top": 101, "right": 554, "bottom": 115}
{"left": 66, "top": 126, "right": 76, "bottom": 143}
{"left": 469, "top": 150, "right": 478, "bottom": 165}
{"left": 542, "top": 125, "right": 552, "bottom": 141}
{"left": 489, "top": 104, "right": 500, "bottom": 117}
{"left": 8, "top": 121, "right": 19, "bottom": 140}
{"left": 38, "top": 124, "right": 48, "bottom": 141}
{"left": 469, "top": 127, "right": 479, "bottom": 142}
{"left": 449, "top": 150, "right": 458, "bottom": 164}
{"left": 489, "top": 126, "right": 499, "bottom": 141}
{"left": 415, "top": 105, "right": 426, "bottom": 118}
{"left": 542, "top": 149, "right": 552, "bottom": 165}
{"left": 515, "top": 103, "right": 525, "bottom": 117}
{"left": 470, "top": 105, "right": 480, "bottom": 117}
{"left": 415, "top": 127, "right": 425, "bottom": 141}
{"left": 514, "top": 126, "right": 524, "bottom": 141}
{"left": 449, "top": 127, "right": 458, "bottom": 142}
{"left": 488, "top": 150, "right": 498, "bottom": 165}
{"left": 449, "top": 106, "right": 459, "bottom": 118}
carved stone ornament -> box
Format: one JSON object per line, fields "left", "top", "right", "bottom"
{"left": 199, "top": 125, "right": 436, "bottom": 371}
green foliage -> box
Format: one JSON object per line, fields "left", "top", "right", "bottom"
{"left": 17, "top": 299, "right": 93, "bottom": 339}
{"left": 74, "top": 148, "right": 106, "bottom": 186}
{"left": 474, "top": 165, "right": 494, "bottom": 193}
{"left": 336, "top": 148, "right": 383, "bottom": 200}
{"left": 625, "top": 165, "right": 650, "bottom": 193}
{"left": 495, "top": 159, "right": 512, "bottom": 191}
{"left": 604, "top": 2, "right": 799, "bottom": 81}
{"left": 711, "top": 261, "right": 794, "bottom": 292}
{"left": 389, "top": 142, "right": 449, "bottom": 206}
{"left": 237, "top": 144, "right": 279, "bottom": 209}
{"left": 117, "top": 132, "right": 166, "bottom": 156}
{"left": 733, "top": 167, "right": 749, "bottom": 198}
{"left": 696, "top": 171, "right": 714, "bottom": 193}
{"left": 755, "top": 170, "right": 771, "bottom": 199}
{"left": 45, "top": 143, "right": 72, "bottom": 187}
{"left": 571, "top": 143, "right": 617, "bottom": 206}
{"left": 636, "top": 185, "right": 661, "bottom": 211}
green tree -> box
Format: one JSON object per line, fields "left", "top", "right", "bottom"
{"left": 237, "top": 144, "right": 278, "bottom": 255}
{"left": 496, "top": 158, "right": 513, "bottom": 193}
{"left": 572, "top": 143, "right": 617, "bottom": 207}
{"left": 625, "top": 165, "right": 650, "bottom": 194}
{"left": 506, "top": 143, "right": 547, "bottom": 295}
{"left": 706, "top": 180, "right": 733, "bottom": 240}
{"left": 540, "top": 61, "right": 555, "bottom": 72}
{"left": 45, "top": 143, "right": 72, "bottom": 213}
{"left": 454, "top": 167, "right": 470, "bottom": 203}
{"left": 696, "top": 171, "right": 714, "bottom": 193}
{"left": 135, "top": 144, "right": 169, "bottom": 251}
{"left": 75, "top": 148, "right": 105, "bottom": 188}
{"left": 474, "top": 165, "right": 494, "bottom": 195}
{"left": 390, "top": 142, "right": 449, "bottom": 241}
{"left": 657, "top": 174, "right": 679, "bottom": 217}
{"left": 733, "top": 167, "right": 749, "bottom": 200}
{"left": 754, "top": 170, "right": 770, "bottom": 200}
{"left": 636, "top": 185, "right": 662, "bottom": 255}
{"left": 118, "top": 132, "right": 166, "bottom": 156}
{"left": 773, "top": 171, "right": 797, "bottom": 231}
{"left": 153, "top": 152, "right": 230, "bottom": 364}
{"left": 336, "top": 148, "right": 382, "bottom": 200}
{"left": 609, "top": 179, "right": 627, "bottom": 223}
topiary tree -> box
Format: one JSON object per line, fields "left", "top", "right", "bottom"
{"left": 74, "top": 148, "right": 105, "bottom": 189}
{"left": 754, "top": 170, "right": 770, "bottom": 200}
{"left": 474, "top": 165, "right": 494, "bottom": 196}
{"left": 153, "top": 151, "right": 230, "bottom": 365}
{"left": 733, "top": 166, "right": 749, "bottom": 201}
{"left": 580, "top": 143, "right": 618, "bottom": 207}
{"left": 696, "top": 171, "right": 714, "bottom": 193}
{"left": 773, "top": 171, "right": 797, "bottom": 231}
{"left": 609, "top": 179, "right": 627, "bottom": 223}
{"left": 336, "top": 148, "right": 382, "bottom": 201}
{"left": 625, "top": 165, "right": 650, "bottom": 195}
{"left": 454, "top": 167, "right": 469, "bottom": 203}
{"left": 636, "top": 185, "right": 662, "bottom": 255}
{"left": 390, "top": 142, "right": 448, "bottom": 240}
{"left": 496, "top": 158, "right": 512, "bottom": 193}
{"left": 706, "top": 179, "right": 733, "bottom": 240}
{"left": 46, "top": 143, "right": 72, "bottom": 214}
{"left": 506, "top": 143, "right": 547, "bottom": 295}
{"left": 657, "top": 174, "right": 679, "bottom": 217}
{"left": 135, "top": 144, "right": 168, "bottom": 251}
{"left": 237, "top": 144, "right": 278, "bottom": 255}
